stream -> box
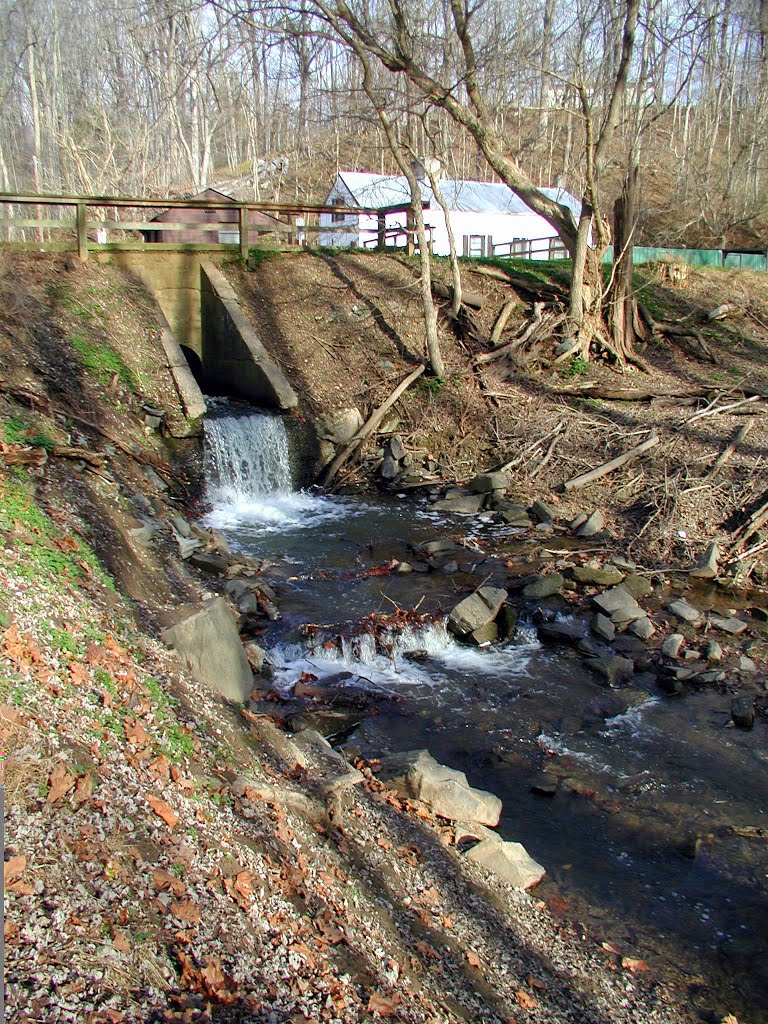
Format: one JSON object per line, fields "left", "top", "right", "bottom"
{"left": 202, "top": 400, "right": 768, "bottom": 1021}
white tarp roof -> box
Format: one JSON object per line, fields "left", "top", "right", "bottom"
{"left": 337, "top": 171, "right": 581, "bottom": 218}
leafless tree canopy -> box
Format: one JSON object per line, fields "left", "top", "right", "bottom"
{"left": 0, "top": 0, "right": 765, "bottom": 251}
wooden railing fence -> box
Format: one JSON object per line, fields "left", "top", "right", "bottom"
{"left": 0, "top": 192, "right": 386, "bottom": 261}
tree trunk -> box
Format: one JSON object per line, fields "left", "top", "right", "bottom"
{"left": 609, "top": 163, "right": 640, "bottom": 360}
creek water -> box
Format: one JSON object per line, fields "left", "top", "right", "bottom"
{"left": 202, "top": 401, "right": 768, "bottom": 1021}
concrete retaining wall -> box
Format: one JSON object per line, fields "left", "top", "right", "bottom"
{"left": 199, "top": 259, "right": 297, "bottom": 410}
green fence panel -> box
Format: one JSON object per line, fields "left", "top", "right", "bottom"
{"left": 724, "top": 253, "right": 767, "bottom": 271}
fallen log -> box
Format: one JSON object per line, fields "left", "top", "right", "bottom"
{"left": 489, "top": 299, "right": 517, "bottom": 346}
{"left": 431, "top": 281, "right": 483, "bottom": 310}
{"left": 319, "top": 364, "right": 426, "bottom": 488}
{"left": 466, "top": 264, "right": 566, "bottom": 302}
{"left": 51, "top": 444, "right": 106, "bottom": 469}
{"left": 562, "top": 434, "right": 659, "bottom": 492}
{"left": 702, "top": 420, "right": 754, "bottom": 482}
{"left": 556, "top": 385, "right": 699, "bottom": 402}
{"left": 680, "top": 394, "right": 761, "bottom": 428}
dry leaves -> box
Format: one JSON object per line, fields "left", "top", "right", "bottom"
{"left": 124, "top": 717, "right": 150, "bottom": 747}
{"left": 516, "top": 989, "right": 538, "bottom": 1011}
{"left": 152, "top": 867, "right": 186, "bottom": 897}
{"left": 621, "top": 956, "right": 650, "bottom": 974}
{"left": 466, "top": 949, "right": 482, "bottom": 968}
{"left": 146, "top": 793, "right": 179, "bottom": 828}
{"left": 47, "top": 763, "right": 76, "bottom": 803}
{"left": 71, "top": 773, "right": 94, "bottom": 806}
{"left": 171, "top": 899, "right": 202, "bottom": 926}
{"left": 367, "top": 991, "right": 401, "bottom": 1016}
{"left": 5, "top": 854, "right": 33, "bottom": 895}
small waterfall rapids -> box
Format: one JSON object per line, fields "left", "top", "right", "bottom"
{"left": 202, "top": 400, "right": 337, "bottom": 531}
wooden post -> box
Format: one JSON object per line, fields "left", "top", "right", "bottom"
{"left": 377, "top": 211, "right": 386, "bottom": 251}
{"left": 406, "top": 208, "right": 415, "bottom": 256}
{"left": 238, "top": 205, "right": 249, "bottom": 261}
{"left": 76, "top": 202, "right": 88, "bottom": 262}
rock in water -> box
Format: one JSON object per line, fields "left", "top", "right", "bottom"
{"left": 522, "top": 573, "right": 563, "bottom": 600}
{"left": 448, "top": 587, "right": 508, "bottom": 637}
{"left": 732, "top": 695, "right": 755, "bottom": 729}
{"left": 378, "top": 749, "right": 502, "bottom": 826}
{"left": 468, "top": 471, "right": 511, "bottom": 494}
{"left": 592, "top": 587, "right": 644, "bottom": 624}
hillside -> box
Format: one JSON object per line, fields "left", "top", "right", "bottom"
{"left": 2, "top": 249, "right": 768, "bottom": 1023}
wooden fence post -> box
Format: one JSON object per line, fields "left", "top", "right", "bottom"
{"left": 239, "top": 205, "right": 249, "bottom": 261}
{"left": 76, "top": 203, "right": 88, "bottom": 262}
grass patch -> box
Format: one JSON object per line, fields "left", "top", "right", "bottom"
{"left": 70, "top": 335, "right": 138, "bottom": 391}
{"left": 560, "top": 356, "right": 589, "bottom": 379}
{"left": 0, "top": 475, "right": 115, "bottom": 591}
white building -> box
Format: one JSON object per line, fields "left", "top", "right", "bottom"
{"left": 318, "top": 169, "right": 581, "bottom": 259}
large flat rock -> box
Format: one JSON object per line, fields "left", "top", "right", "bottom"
{"left": 448, "top": 587, "right": 508, "bottom": 637}
{"left": 162, "top": 596, "right": 254, "bottom": 702}
{"left": 465, "top": 838, "right": 545, "bottom": 890}
{"left": 378, "top": 749, "right": 502, "bottom": 826}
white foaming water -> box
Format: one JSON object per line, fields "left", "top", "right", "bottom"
{"left": 269, "top": 620, "right": 539, "bottom": 696}
{"left": 203, "top": 402, "right": 343, "bottom": 531}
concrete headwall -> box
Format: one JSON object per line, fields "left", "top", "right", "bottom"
{"left": 105, "top": 252, "right": 204, "bottom": 356}
{"left": 199, "top": 259, "right": 298, "bottom": 410}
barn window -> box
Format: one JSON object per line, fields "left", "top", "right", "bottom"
{"left": 218, "top": 229, "right": 239, "bottom": 244}
{"left": 331, "top": 199, "right": 346, "bottom": 224}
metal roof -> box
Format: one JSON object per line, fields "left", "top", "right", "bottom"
{"left": 337, "top": 171, "right": 581, "bottom": 217}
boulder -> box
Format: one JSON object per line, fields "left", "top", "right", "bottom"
{"left": 162, "top": 597, "right": 254, "bottom": 702}
{"left": 468, "top": 471, "right": 511, "bottom": 494}
{"left": 433, "top": 494, "right": 485, "bottom": 515}
{"left": 448, "top": 587, "right": 508, "bottom": 637}
{"left": 706, "top": 638, "right": 723, "bottom": 663}
{"left": 317, "top": 408, "right": 364, "bottom": 445}
{"left": 190, "top": 551, "right": 230, "bottom": 575}
{"left": 577, "top": 510, "right": 605, "bottom": 537}
{"left": 667, "top": 598, "right": 703, "bottom": 625}
{"left": 619, "top": 574, "right": 653, "bottom": 599}
{"left": 587, "top": 654, "right": 634, "bottom": 687}
{"left": 522, "top": 573, "right": 563, "bottom": 600}
{"left": 690, "top": 541, "right": 720, "bottom": 579}
{"left": 465, "top": 838, "right": 545, "bottom": 890}
{"left": 471, "top": 621, "right": 499, "bottom": 645}
{"left": 591, "top": 613, "right": 615, "bottom": 642}
{"left": 389, "top": 435, "right": 406, "bottom": 461}
{"left": 661, "top": 633, "right": 685, "bottom": 658}
{"left": 416, "top": 539, "right": 459, "bottom": 558}
{"left": 709, "top": 614, "right": 747, "bottom": 636}
{"left": 378, "top": 750, "right": 501, "bottom": 826}
{"left": 537, "top": 620, "right": 585, "bottom": 647}
{"left": 732, "top": 695, "right": 755, "bottom": 729}
{"left": 628, "top": 616, "right": 656, "bottom": 640}
{"left": 573, "top": 565, "right": 625, "bottom": 586}
{"left": 529, "top": 500, "right": 555, "bottom": 524}
{"left": 592, "top": 587, "right": 644, "bottom": 624}
{"left": 381, "top": 453, "right": 399, "bottom": 480}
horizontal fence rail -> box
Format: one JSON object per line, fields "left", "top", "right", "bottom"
{"left": 0, "top": 191, "right": 389, "bottom": 260}
{"left": 1, "top": 192, "right": 765, "bottom": 270}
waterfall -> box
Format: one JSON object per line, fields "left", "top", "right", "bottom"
{"left": 204, "top": 402, "right": 292, "bottom": 506}
{"left": 202, "top": 399, "right": 337, "bottom": 531}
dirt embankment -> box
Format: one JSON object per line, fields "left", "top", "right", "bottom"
{"left": 0, "top": 249, "right": 764, "bottom": 1023}
{"left": 226, "top": 250, "right": 768, "bottom": 573}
